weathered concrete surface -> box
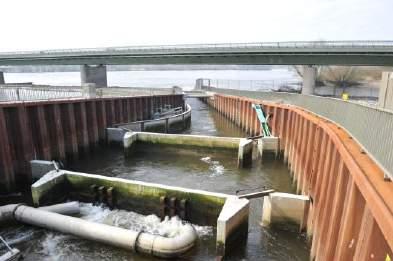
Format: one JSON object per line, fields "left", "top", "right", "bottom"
{"left": 30, "top": 160, "right": 56, "bottom": 181}
{"left": 82, "top": 83, "right": 97, "bottom": 98}
{"left": 237, "top": 138, "right": 253, "bottom": 168}
{"left": 80, "top": 64, "right": 107, "bottom": 87}
{"left": 32, "top": 170, "right": 229, "bottom": 226}
{"left": 378, "top": 72, "right": 393, "bottom": 111}
{"left": 216, "top": 197, "right": 249, "bottom": 256}
{"left": 129, "top": 132, "right": 240, "bottom": 149}
{"left": 106, "top": 128, "right": 128, "bottom": 144}
{"left": 123, "top": 132, "right": 138, "bottom": 154}
{"left": 262, "top": 192, "right": 310, "bottom": 230}
{"left": 31, "top": 171, "right": 66, "bottom": 206}
{"left": 302, "top": 65, "right": 316, "bottom": 95}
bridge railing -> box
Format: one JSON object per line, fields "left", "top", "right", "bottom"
{"left": 1, "top": 40, "right": 393, "bottom": 57}
{"left": 200, "top": 78, "right": 302, "bottom": 92}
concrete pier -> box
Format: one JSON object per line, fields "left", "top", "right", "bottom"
{"left": 261, "top": 192, "right": 310, "bottom": 231}
{"left": 216, "top": 197, "right": 249, "bottom": 256}
{"left": 0, "top": 71, "right": 4, "bottom": 84}
{"left": 80, "top": 64, "right": 107, "bottom": 87}
{"left": 378, "top": 72, "right": 393, "bottom": 111}
{"left": 237, "top": 138, "right": 253, "bottom": 168}
{"left": 302, "top": 65, "right": 316, "bottom": 95}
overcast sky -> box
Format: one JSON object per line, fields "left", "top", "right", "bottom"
{"left": 1, "top": 0, "right": 392, "bottom": 52}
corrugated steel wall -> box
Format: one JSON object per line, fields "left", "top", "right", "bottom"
{"left": 0, "top": 94, "right": 184, "bottom": 192}
{"left": 206, "top": 87, "right": 393, "bottom": 180}
{"left": 208, "top": 94, "right": 393, "bottom": 261}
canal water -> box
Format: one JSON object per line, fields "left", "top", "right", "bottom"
{"left": 0, "top": 98, "right": 309, "bottom": 260}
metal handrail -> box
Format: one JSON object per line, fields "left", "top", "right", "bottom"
{"left": 1, "top": 41, "right": 393, "bottom": 57}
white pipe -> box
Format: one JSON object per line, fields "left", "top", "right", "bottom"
{"left": 39, "top": 201, "right": 80, "bottom": 216}
{"left": 12, "top": 205, "right": 197, "bottom": 258}
{"left": 0, "top": 202, "right": 80, "bottom": 224}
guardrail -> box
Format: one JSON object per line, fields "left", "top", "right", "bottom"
{"left": 199, "top": 78, "right": 302, "bottom": 92}
{"left": 205, "top": 86, "right": 393, "bottom": 181}
{"left": 1, "top": 41, "right": 393, "bottom": 57}
{"left": 0, "top": 86, "right": 82, "bottom": 102}
{"left": 114, "top": 104, "right": 191, "bottom": 133}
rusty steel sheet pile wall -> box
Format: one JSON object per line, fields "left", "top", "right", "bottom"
{"left": 207, "top": 94, "right": 393, "bottom": 261}
{"left": 0, "top": 94, "right": 184, "bottom": 193}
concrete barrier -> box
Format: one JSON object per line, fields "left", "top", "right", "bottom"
{"left": 30, "top": 160, "right": 57, "bottom": 181}
{"left": 216, "top": 197, "right": 249, "bottom": 257}
{"left": 237, "top": 138, "right": 253, "bottom": 168}
{"left": 261, "top": 192, "right": 310, "bottom": 231}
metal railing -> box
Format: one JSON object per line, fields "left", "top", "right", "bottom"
{"left": 206, "top": 86, "right": 393, "bottom": 180}
{"left": 200, "top": 78, "right": 302, "bottom": 92}
{"left": 1, "top": 41, "right": 393, "bottom": 57}
{"left": 0, "top": 85, "right": 82, "bottom": 102}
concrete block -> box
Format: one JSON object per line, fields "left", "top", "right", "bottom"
{"left": 262, "top": 192, "right": 309, "bottom": 230}
{"left": 123, "top": 131, "right": 138, "bottom": 154}
{"left": 82, "top": 83, "right": 96, "bottom": 98}
{"left": 30, "top": 160, "right": 56, "bottom": 181}
{"left": 237, "top": 138, "right": 253, "bottom": 168}
{"left": 136, "top": 132, "right": 240, "bottom": 150}
{"left": 106, "top": 128, "right": 128, "bottom": 144}
{"left": 217, "top": 197, "right": 249, "bottom": 257}
{"left": 262, "top": 136, "right": 280, "bottom": 157}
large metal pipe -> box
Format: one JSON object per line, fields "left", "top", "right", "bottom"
{"left": 12, "top": 205, "right": 197, "bottom": 258}
{"left": 0, "top": 202, "right": 80, "bottom": 224}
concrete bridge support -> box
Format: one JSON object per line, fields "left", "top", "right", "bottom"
{"left": 0, "top": 71, "right": 4, "bottom": 84}
{"left": 80, "top": 64, "right": 107, "bottom": 87}
{"left": 378, "top": 72, "right": 393, "bottom": 111}
{"left": 302, "top": 65, "right": 316, "bottom": 95}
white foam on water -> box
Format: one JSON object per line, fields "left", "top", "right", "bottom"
{"left": 200, "top": 156, "right": 211, "bottom": 163}
{"left": 201, "top": 157, "right": 225, "bottom": 177}
{"left": 38, "top": 203, "right": 213, "bottom": 257}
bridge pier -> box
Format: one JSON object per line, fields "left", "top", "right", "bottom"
{"left": 0, "top": 71, "right": 4, "bottom": 84}
{"left": 301, "top": 65, "right": 316, "bottom": 95}
{"left": 80, "top": 65, "right": 107, "bottom": 87}
{"left": 378, "top": 72, "right": 393, "bottom": 111}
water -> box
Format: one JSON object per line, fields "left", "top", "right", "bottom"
{"left": 4, "top": 69, "right": 299, "bottom": 90}
{"left": 0, "top": 98, "right": 309, "bottom": 260}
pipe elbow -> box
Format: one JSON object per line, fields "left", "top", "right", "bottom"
{"left": 136, "top": 224, "right": 197, "bottom": 258}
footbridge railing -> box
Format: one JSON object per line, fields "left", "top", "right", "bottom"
{"left": 205, "top": 87, "right": 393, "bottom": 181}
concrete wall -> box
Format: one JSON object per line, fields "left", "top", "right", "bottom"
{"left": 216, "top": 197, "right": 249, "bottom": 257}
{"left": 128, "top": 132, "right": 241, "bottom": 150}
{"left": 32, "top": 170, "right": 229, "bottom": 226}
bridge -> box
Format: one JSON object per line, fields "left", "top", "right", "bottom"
{"left": 1, "top": 41, "right": 393, "bottom": 94}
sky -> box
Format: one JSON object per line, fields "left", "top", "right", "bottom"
{"left": 1, "top": 0, "right": 392, "bottom": 52}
